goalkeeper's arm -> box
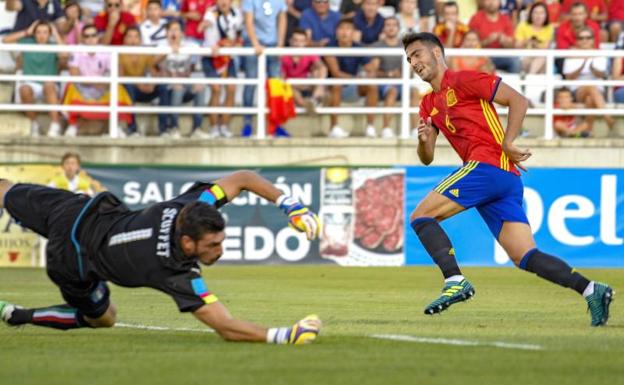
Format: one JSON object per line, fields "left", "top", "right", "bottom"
{"left": 214, "top": 170, "right": 321, "bottom": 240}
{"left": 193, "top": 302, "right": 321, "bottom": 344}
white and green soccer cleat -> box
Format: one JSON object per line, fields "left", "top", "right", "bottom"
{"left": 424, "top": 279, "right": 475, "bottom": 315}
{"left": 0, "top": 300, "right": 16, "bottom": 324}
{"left": 586, "top": 283, "right": 614, "bottom": 327}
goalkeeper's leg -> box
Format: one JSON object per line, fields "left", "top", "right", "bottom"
{"left": 0, "top": 301, "right": 116, "bottom": 330}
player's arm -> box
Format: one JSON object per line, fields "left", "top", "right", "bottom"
{"left": 492, "top": 81, "right": 531, "bottom": 171}
{"left": 416, "top": 117, "right": 438, "bottom": 165}
{"left": 193, "top": 302, "right": 321, "bottom": 344}
{"left": 214, "top": 170, "right": 321, "bottom": 240}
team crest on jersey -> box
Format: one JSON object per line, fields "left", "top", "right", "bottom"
{"left": 446, "top": 89, "right": 457, "bottom": 107}
{"left": 430, "top": 107, "right": 439, "bottom": 116}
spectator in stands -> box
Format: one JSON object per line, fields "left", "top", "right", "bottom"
{"left": 240, "top": 0, "right": 287, "bottom": 136}
{"left": 370, "top": 17, "right": 402, "bottom": 138}
{"left": 140, "top": 0, "right": 168, "bottom": 45}
{"left": 562, "top": 27, "right": 614, "bottom": 135}
{"left": 181, "top": 0, "right": 213, "bottom": 44}
{"left": 281, "top": 28, "right": 327, "bottom": 112}
{"left": 119, "top": 26, "right": 166, "bottom": 136}
{"left": 2, "top": 20, "right": 66, "bottom": 137}
{"left": 353, "top": 0, "right": 384, "bottom": 45}
{"left": 340, "top": 0, "right": 363, "bottom": 19}
{"left": 469, "top": 0, "right": 518, "bottom": 73}
{"left": 286, "top": 0, "right": 311, "bottom": 40}
{"left": 561, "top": 0, "right": 607, "bottom": 25}
{"left": 556, "top": 2, "right": 601, "bottom": 49}
{"left": 199, "top": 0, "right": 243, "bottom": 137}
{"left": 299, "top": 0, "right": 341, "bottom": 47}
{"left": 553, "top": 87, "right": 590, "bottom": 138}
{"left": 514, "top": 1, "right": 553, "bottom": 74}
{"left": 538, "top": 0, "right": 562, "bottom": 28}
{"left": 612, "top": 47, "right": 624, "bottom": 103}
{"left": 5, "top": 0, "right": 65, "bottom": 32}
{"left": 418, "top": 0, "right": 435, "bottom": 31}
{"left": 396, "top": 0, "right": 419, "bottom": 35}
{"left": 61, "top": 1, "right": 85, "bottom": 44}
{"left": 94, "top": 0, "right": 137, "bottom": 45}
{"left": 608, "top": 0, "right": 624, "bottom": 42}
{"left": 449, "top": 29, "right": 495, "bottom": 73}
{"left": 63, "top": 24, "right": 134, "bottom": 137}
{"left": 48, "top": 152, "right": 95, "bottom": 194}
{"left": 162, "top": 0, "right": 182, "bottom": 18}
{"left": 159, "top": 19, "right": 206, "bottom": 138}
{"left": 433, "top": 1, "right": 469, "bottom": 48}
{"left": 325, "top": 19, "right": 378, "bottom": 138}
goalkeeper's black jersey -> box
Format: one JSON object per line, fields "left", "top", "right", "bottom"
{"left": 75, "top": 182, "right": 228, "bottom": 312}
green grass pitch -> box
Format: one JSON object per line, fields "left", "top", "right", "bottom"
{"left": 0, "top": 266, "right": 622, "bottom": 385}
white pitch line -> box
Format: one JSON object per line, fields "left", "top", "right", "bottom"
{"left": 370, "top": 334, "right": 544, "bottom": 351}
{"left": 115, "top": 322, "right": 214, "bottom": 333}
{"left": 115, "top": 323, "right": 544, "bottom": 351}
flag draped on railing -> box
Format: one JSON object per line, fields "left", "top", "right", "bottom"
{"left": 266, "top": 78, "right": 296, "bottom": 135}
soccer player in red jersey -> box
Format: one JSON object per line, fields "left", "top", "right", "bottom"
{"left": 403, "top": 32, "right": 613, "bottom": 326}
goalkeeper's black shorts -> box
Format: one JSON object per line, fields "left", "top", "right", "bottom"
{"left": 4, "top": 183, "right": 110, "bottom": 318}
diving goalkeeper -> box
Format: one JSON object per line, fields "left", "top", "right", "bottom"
{"left": 0, "top": 171, "right": 321, "bottom": 344}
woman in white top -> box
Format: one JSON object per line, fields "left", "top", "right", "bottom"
{"left": 397, "top": 0, "right": 419, "bottom": 35}
{"left": 562, "top": 27, "right": 613, "bottom": 135}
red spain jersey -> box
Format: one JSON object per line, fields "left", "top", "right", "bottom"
{"left": 419, "top": 70, "right": 519, "bottom": 176}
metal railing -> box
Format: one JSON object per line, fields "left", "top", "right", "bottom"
{"left": 0, "top": 44, "right": 623, "bottom": 139}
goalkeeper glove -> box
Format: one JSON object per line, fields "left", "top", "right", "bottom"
{"left": 267, "top": 314, "right": 322, "bottom": 345}
{"left": 277, "top": 195, "right": 321, "bottom": 241}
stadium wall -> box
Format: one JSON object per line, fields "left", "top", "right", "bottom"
{"left": 0, "top": 164, "right": 621, "bottom": 268}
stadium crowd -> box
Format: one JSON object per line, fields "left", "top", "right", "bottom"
{"left": 2, "top": 0, "right": 624, "bottom": 138}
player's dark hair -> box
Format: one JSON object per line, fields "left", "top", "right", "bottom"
{"left": 402, "top": 32, "right": 445, "bottom": 56}
{"left": 527, "top": 2, "right": 549, "bottom": 26}
{"left": 176, "top": 201, "right": 225, "bottom": 242}
{"left": 61, "top": 152, "right": 81, "bottom": 165}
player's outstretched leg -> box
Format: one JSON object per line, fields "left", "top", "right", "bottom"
{"left": 411, "top": 217, "right": 475, "bottom": 315}
{"left": 0, "top": 301, "right": 94, "bottom": 330}
{"left": 518, "top": 249, "right": 614, "bottom": 327}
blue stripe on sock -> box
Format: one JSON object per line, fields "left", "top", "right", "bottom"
{"left": 519, "top": 248, "right": 538, "bottom": 270}
{"left": 410, "top": 217, "right": 435, "bottom": 229}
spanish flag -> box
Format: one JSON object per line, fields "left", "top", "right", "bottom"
{"left": 62, "top": 83, "right": 133, "bottom": 125}
{"left": 266, "top": 78, "right": 296, "bottom": 135}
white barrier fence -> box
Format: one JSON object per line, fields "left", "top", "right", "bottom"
{"left": 0, "top": 44, "right": 623, "bottom": 139}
